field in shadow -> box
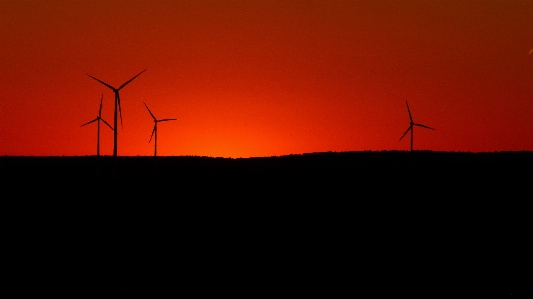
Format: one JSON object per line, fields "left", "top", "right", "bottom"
{"left": 3, "top": 151, "right": 531, "bottom": 298}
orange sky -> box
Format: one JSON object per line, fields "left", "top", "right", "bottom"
{"left": 1, "top": 0, "right": 532, "bottom": 158}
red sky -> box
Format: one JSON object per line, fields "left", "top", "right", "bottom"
{"left": 1, "top": 0, "right": 532, "bottom": 158}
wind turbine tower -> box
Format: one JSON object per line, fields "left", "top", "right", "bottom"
{"left": 86, "top": 69, "right": 146, "bottom": 157}
{"left": 399, "top": 101, "right": 435, "bottom": 151}
{"left": 143, "top": 102, "right": 177, "bottom": 157}
{"left": 80, "top": 94, "right": 114, "bottom": 156}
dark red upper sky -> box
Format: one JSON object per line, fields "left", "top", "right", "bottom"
{"left": 1, "top": 0, "right": 532, "bottom": 157}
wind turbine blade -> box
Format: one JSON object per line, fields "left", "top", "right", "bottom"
{"left": 399, "top": 126, "right": 411, "bottom": 141}
{"left": 81, "top": 118, "right": 98, "bottom": 127}
{"left": 101, "top": 118, "right": 114, "bottom": 130}
{"left": 159, "top": 118, "right": 178, "bottom": 122}
{"left": 98, "top": 94, "right": 103, "bottom": 117}
{"left": 87, "top": 74, "right": 116, "bottom": 90}
{"left": 117, "top": 93, "right": 123, "bottom": 129}
{"left": 414, "top": 123, "right": 435, "bottom": 130}
{"left": 149, "top": 126, "right": 155, "bottom": 143}
{"left": 143, "top": 102, "right": 156, "bottom": 120}
{"left": 406, "top": 101, "right": 413, "bottom": 122}
{"left": 118, "top": 69, "right": 146, "bottom": 90}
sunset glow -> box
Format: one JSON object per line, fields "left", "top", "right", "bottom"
{"left": 1, "top": 0, "right": 532, "bottom": 157}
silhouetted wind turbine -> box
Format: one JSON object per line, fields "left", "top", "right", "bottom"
{"left": 143, "top": 102, "right": 177, "bottom": 157}
{"left": 86, "top": 69, "right": 146, "bottom": 157}
{"left": 399, "top": 101, "right": 435, "bottom": 151}
{"left": 81, "top": 94, "right": 114, "bottom": 156}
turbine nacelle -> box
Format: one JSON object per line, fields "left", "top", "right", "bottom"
{"left": 81, "top": 94, "right": 113, "bottom": 130}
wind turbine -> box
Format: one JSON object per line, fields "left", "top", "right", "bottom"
{"left": 143, "top": 102, "right": 177, "bottom": 157}
{"left": 80, "top": 94, "right": 114, "bottom": 156}
{"left": 399, "top": 101, "right": 435, "bottom": 151}
{"left": 86, "top": 69, "right": 146, "bottom": 157}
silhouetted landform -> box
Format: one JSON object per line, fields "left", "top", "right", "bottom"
{"left": 4, "top": 149, "right": 532, "bottom": 182}
{"left": 3, "top": 151, "right": 530, "bottom": 299}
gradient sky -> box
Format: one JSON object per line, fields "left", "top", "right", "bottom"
{"left": 1, "top": 0, "right": 532, "bottom": 158}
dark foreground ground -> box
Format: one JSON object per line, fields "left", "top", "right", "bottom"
{"left": 3, "top": 151, "right": 532, "bottom": 298}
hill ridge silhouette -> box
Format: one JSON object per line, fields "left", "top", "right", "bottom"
{"left": 4, "top": 150, "right": 530, "bottom": 298}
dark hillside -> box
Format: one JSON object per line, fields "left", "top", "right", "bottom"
{"left": 3, "top": 151, "right": 531, "bottom": 298}
{"left": 3, "top": 150, "right": 531, "bottom": 201}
